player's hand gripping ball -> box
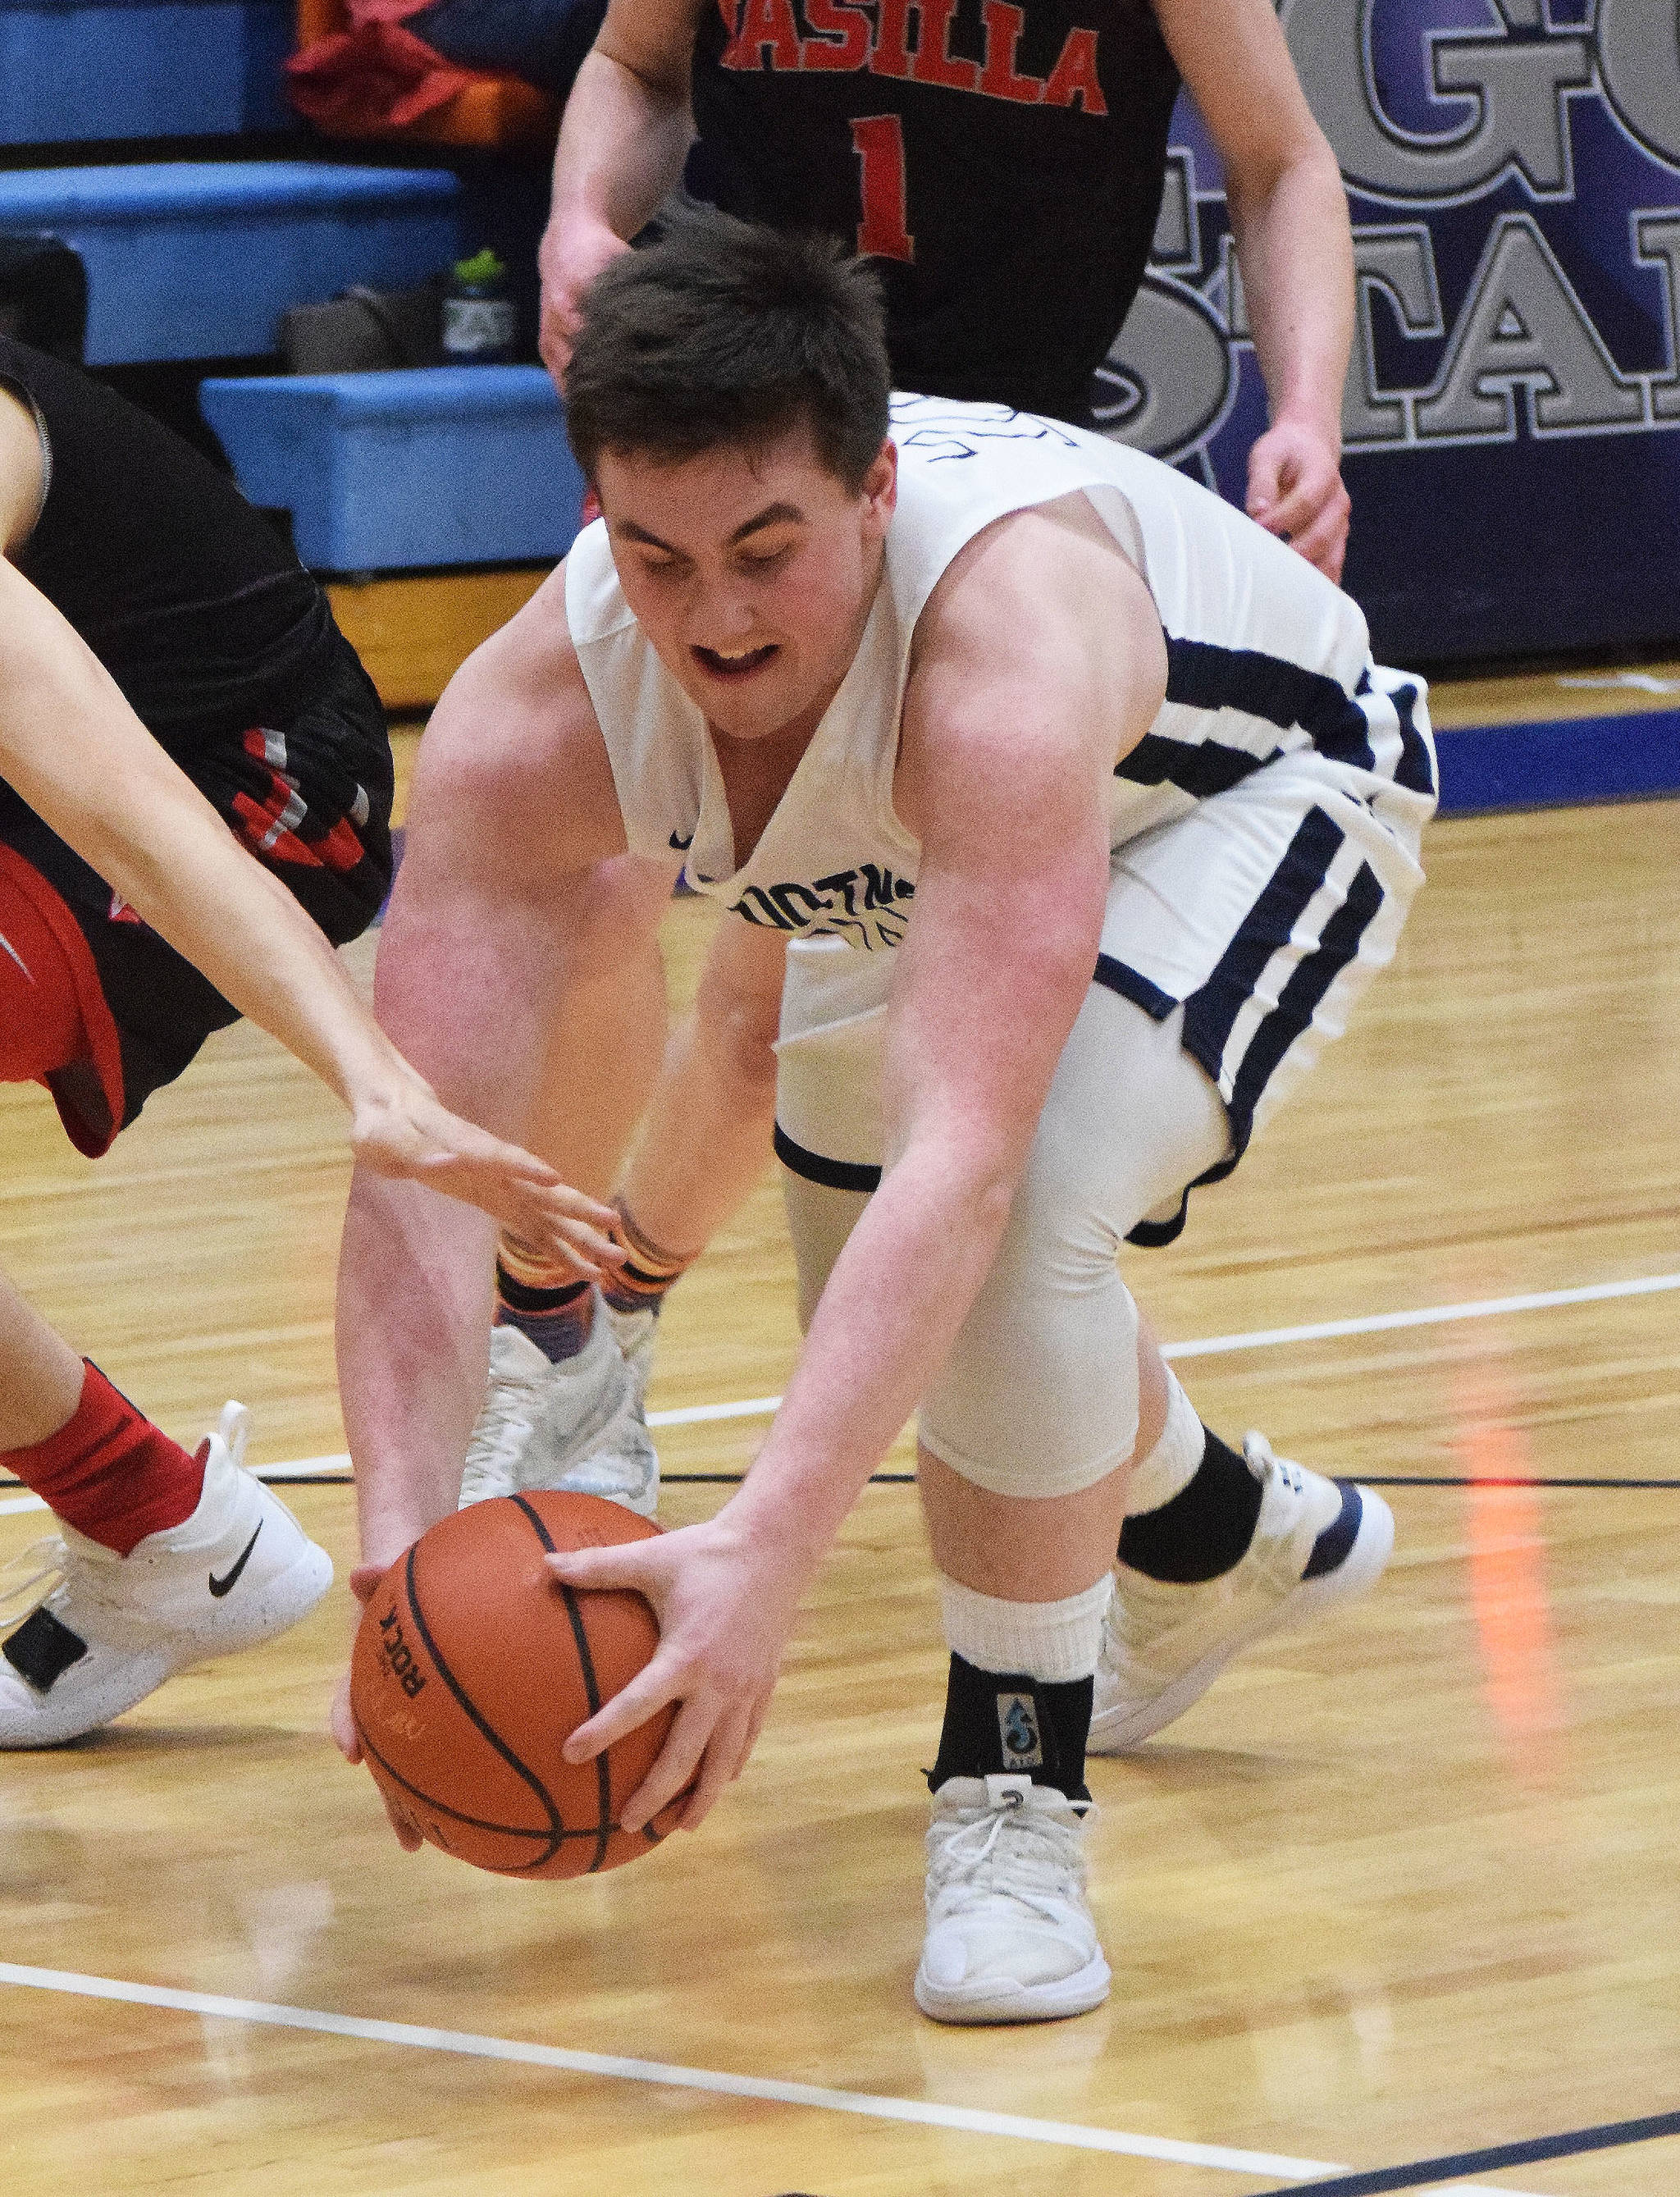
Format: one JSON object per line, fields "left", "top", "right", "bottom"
{"left": 349, "top": 1491, "right": 683, "bottom": 1875}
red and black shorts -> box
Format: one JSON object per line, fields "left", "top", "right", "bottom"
{"left": 0, "top": 642, "right": 393, "bottom": 1156}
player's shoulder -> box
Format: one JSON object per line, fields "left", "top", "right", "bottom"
{"left": 0, "top": 377, "right": 46, "bottom": 556}
{"left": 559, "top": 514, "right": 639, "bottom": 651}
{"left": 443, "top": 555, "right": 596, "bottom": 733}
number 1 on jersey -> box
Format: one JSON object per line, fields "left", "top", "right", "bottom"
{"left": 851, "top": 115, "right": 915, "bottom": 262}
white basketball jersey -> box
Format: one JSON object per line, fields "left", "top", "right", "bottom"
{"left": 564, "top": 395, "right": 1423, "bottom": 953}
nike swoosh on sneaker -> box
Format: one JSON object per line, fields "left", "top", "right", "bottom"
{"left": 208, "top": 1522, "right": 262, "bottom": 1599}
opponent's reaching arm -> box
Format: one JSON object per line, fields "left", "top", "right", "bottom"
{"left": 549, "top": 505, "right": 1168, "bottom": 1830}
{"left": 0, "top": 413, "right": 614, "bottom": 1260}
{"left": 538, "top": 0, "right": 705, "bottom": 377}
{"left": 1160, "top": 0, "right": 1355, "bottom": 581}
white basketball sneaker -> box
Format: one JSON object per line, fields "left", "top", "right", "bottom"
{"left": 459, "top": 1303, "right": 659, "bottom": 1517}
{"left": 915, "top": 1774, "right": 1111, "bottom": 2025}
{"left": 0, "top": 1404, "right": 333, "bottom": 1748}
{"left": 1089, "top": 1432, "right": 1395, "bottom": 1755}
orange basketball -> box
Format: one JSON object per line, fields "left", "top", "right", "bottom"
{"left": 349, "top": 1491, "right": 682, "bottom": 1877}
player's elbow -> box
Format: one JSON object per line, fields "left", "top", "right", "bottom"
{"left": 1226, "top": 120, "right": 1344, "bottom": 231}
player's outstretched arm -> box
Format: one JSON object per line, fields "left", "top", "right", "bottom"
{"left": 550, "top": 503, "right": 1168, "bottom": 1833}
{"left": 0, "top": 555, "right": 617, "bottom": 1263}
{"left": 1160, "top": 0, "right": 1354, "bottom": 581}
{"left": 538, "top": 0, "right": 706, "bottom": 377}
{"left": 335, "top": 582, "right": 641, "bottom": 1577}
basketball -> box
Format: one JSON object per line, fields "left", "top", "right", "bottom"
{"left": 349, "top": 1491, "right": 682, "bottom": 1877}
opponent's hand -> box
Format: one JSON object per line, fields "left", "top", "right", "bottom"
{"left": 546, "top": 1513, "right": 806, "bottom": 1833}
{"left": 538, "top": 217, "right": 632, "bottom": 381}
{"left": 332, "top": 1561, "right": 426, "bottom": 1852}
{"left": 1246, "top": 417, "right": 1350, "bottom": 583}
{"left": 349, "top": 1074, "right": 623, "bottom": 1282}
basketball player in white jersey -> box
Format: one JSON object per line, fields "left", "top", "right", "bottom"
{"left": 336, "top": 212, "right": 1436, "bottom": 2021}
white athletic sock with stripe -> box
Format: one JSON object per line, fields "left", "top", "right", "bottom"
{"left": 938, "top": 1574, "right": 1114, "bottom": 1683}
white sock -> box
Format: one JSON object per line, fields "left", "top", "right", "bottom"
{"left": 1123, "top": 1370, "right": 1204, "bottom": 1517}
{"left": 938, "top": 1573, "right": 1114, "bottom": 1685}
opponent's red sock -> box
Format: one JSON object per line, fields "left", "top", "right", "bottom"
{"left": 2, "top": 1363, "right": 205, "bottom": 1555}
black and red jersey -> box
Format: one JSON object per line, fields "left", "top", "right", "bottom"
{"left": 690, "top": 0, "right": 1180, "bottom": 424}
{"left": 0, "top": 336, "right": 342, "bottom": 762}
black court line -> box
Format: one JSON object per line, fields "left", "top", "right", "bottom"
{"left": 1253, "top": 2103, "right": 1680, "bottom": 2196}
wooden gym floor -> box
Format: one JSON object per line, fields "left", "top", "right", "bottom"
{"left": 1, "top": 674, "right": 1678, "bottom": 2194}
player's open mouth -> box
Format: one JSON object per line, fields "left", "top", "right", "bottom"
{"left": 692, "top": 642, "right": 778, "bottom": 679}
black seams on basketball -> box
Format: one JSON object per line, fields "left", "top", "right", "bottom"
{"left": 350, "top": 1491, "right": 679, "bottom": 1877}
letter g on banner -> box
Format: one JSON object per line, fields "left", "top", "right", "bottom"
{"left": 1596, "top": 0, "right": 1680, "bottom": 170}
{"left": 1281, "top": 0, "right": 1593, "bottom": 202}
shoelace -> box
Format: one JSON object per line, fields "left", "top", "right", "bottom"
{"left": 1243, "top": 1431, "right": 1304, "bottom": 1502}
{"left": 928, "top": 1791, "right": 1093, "bottom": 1921}
{"left": 0, "top": 1536, "right": 66, "bottom": 1628}
{"left": 1103, "top": 1432, "right": 1308, "bottom": 1667}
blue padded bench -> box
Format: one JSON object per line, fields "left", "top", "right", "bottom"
{"left": 199, "top": 366, "right": 585, "bottom": 572}
{"left": 0, "top": 164, "right": 460, "bottom": 363}
{"left": 0, "top": 0, "right": 290, "bottom": 144}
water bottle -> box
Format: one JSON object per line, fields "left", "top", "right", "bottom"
{"left": 441, "top": 249, "right": 518, "bottom": 366}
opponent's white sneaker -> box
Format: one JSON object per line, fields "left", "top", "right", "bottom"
{"left": 0, "top": 1404, "right": 333, "bottom": 1748}
{"left": 1089, "top": 1432, "right": 1395, "bottom": 1755}
{"left": 915, "top": 1774, "right": 1111, "bottom": 2025}
{"left": 459, "top": 1306, "right": 659, "bottom": 1517}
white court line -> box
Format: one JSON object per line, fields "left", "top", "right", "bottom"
{"left": 0, "top": 1962, "right": 1543, "bottom": 2192}
{"left": 644, "top": 1268, "right": 1680, "bottom": 1429}
{"left": 7, "top": 1272, "right": 1675, "bottom": 1486}
{"left": 0, "top": 1959, "right": 1326, "bottom": 2175}
{"left": 0, "top": 1494, "right": 47, "bottom": 1515}
{"left": 80, "top": 1271, "right": 1680, "bottom": 1475}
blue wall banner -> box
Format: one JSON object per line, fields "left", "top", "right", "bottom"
{"left": 1102, "top": 1, "right": 1680, "bottom": 667}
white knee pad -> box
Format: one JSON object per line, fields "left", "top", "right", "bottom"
{"left": 775, "top": 932, "right": 1229, "bottom": 1500}
{"left": 920, "top": 993, "right": 1225, "bottom": 1499}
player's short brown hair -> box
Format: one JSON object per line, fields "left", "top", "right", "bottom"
{"left": 564, "top": 209, "right": 891, "bottom": 494}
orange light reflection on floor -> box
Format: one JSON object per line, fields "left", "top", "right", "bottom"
{"left": 1451, "top": 1387, "right": 1565, "bottom": 1783}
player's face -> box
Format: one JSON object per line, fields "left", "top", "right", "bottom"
{"left": 594, "top": 426, "right": 897, "bottom": 743}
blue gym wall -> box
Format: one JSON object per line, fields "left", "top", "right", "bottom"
{"left": 1103, "top": 0, "right": 1680, "bottom": 676}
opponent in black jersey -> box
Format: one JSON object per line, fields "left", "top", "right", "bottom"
{"left": 0, "top": 334, "right": 392, "bottom": 1148}
{"left": 541, "top": 0, "right": 1351, "bottom": 577}
{"left": 689, "top": 0, "right": 1180, "bottom": 426}
{"left": 0, "top": 344, "right": 619, "bottom": 1751}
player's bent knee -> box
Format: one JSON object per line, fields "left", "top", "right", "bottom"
{"left": 920, "top": 1268, "right": 1142, "bottom": 1501}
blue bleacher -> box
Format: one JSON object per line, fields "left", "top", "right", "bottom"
{"left": 200, "top": 366, "right": 584, "bottom": 572}
{"left": 0, "top": 163, "right": 461, "bottom": 363}
{"left": 0, "top": 0, "right": 292, "bottom": 144}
